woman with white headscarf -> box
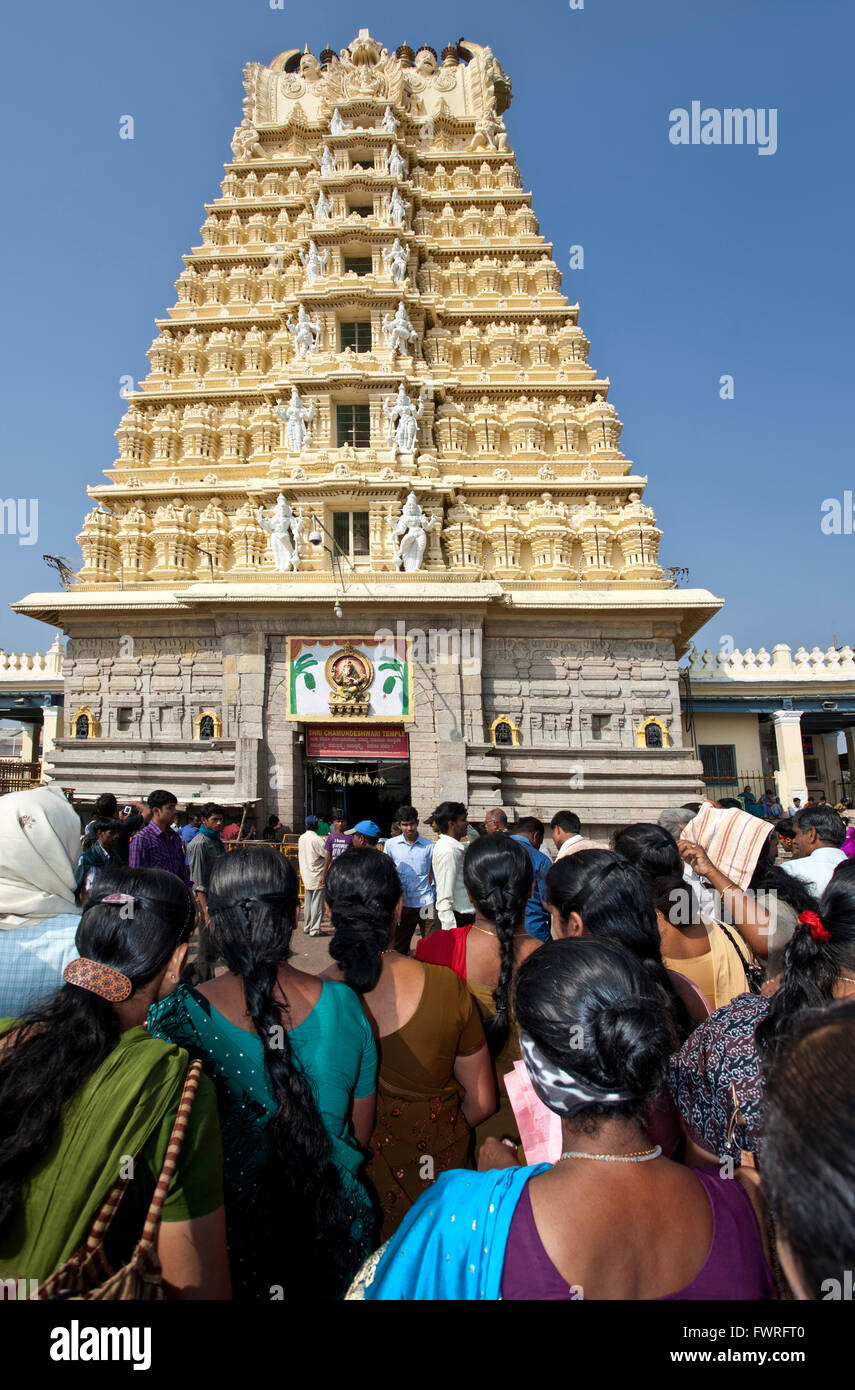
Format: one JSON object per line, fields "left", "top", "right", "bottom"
{"left": 0, "top": 784, "right": 81, "bottom": 1015}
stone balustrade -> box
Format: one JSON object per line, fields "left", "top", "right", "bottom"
{"left": 0, "top": 637, "right": 65, "bottom": 679}
{"left": 686, "top": 642, "right": 855, "bottom": 681}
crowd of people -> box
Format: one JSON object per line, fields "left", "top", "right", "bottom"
{"left": 0, "top": 779, "right": 853, "bottom": 1302}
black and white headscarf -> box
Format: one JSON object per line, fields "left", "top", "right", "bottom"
{"left": 519, "top": 1028, "right": 636, "bottom": 1118}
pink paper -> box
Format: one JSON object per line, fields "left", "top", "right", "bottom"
{"left": 505, "top": 1059, "right": 562, "bottom": 1164}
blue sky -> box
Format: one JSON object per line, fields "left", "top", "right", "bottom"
{"left": 0, "top": 0, "right": 851, "bottom": 656}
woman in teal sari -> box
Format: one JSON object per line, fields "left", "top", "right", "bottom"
{"left": 148, "top": 847, "right": 377, "bottom": 1300}
{"left": 348, "top": 938, "right": 773, "bottom": 1301}
{"left": 0, "top": 868, "right": 229, "bottom": 1297}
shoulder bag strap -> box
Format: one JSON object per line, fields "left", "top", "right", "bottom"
{"left": 138, "top": 1058, "right": 203, "bottom": 1250}
{"left": 713, "top": 918, "right": 763, "bottom": 993}
{"left": 83, "top": 1057, "right": 203, "bottom": 1256}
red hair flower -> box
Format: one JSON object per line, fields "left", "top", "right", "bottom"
{"left": 798, "top": 910, "right": 831, "bottom": 943}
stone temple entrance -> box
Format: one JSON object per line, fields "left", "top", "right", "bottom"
{"left": 305, "top": 755, "right": 411, "bottom": 835}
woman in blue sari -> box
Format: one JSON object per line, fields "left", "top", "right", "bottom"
{"left": 347, "top": 938, "right": 773, "bottom": 1300}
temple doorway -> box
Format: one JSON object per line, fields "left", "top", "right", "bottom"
{"left": 304, "top": 756, "right": 411, "bottom": 836}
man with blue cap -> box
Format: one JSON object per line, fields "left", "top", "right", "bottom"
{"left": 351, "top": 820, "right": 381, "bottom": 848}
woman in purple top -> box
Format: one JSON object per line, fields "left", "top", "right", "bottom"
{"left": 347, "top": 938, "right": 773, "bottom": 1300}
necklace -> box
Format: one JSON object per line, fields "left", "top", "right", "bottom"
{"left": 559, "top": 1145, "right": 662, "bottom": 1164}
{"left": 473, "top": 926, "right": 529, "bottom": 939}
{"left": 838, "top": 975, "right": 855, "bottom": 987}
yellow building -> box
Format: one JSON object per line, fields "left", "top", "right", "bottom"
{"left": 683, "top": 642, "right": 855, "bottom": 808}
{"left": 13, "top": 32, "right": 722, "bottom": 833}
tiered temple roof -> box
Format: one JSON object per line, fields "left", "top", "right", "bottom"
{"left": 76, "top": 31, "right": 665, "bottom": 591}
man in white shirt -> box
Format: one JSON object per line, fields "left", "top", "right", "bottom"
{"left": 550, "top": 810, "right": 584, "bottom": 860}
{"left": 298, "top": 815, "right": 328, "bottom": 936}
{"left": 781, "top": 805, "right": 847, "bottom": 899}
{"left": 430, "top": 801, "right": 473, "bottom": 930}
{"left": 788, "top": 796, "right": 802, "bottom": 818}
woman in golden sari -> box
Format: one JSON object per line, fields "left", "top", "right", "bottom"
{"left": 324, "top": 848, "right": 495, "bottom": 1240}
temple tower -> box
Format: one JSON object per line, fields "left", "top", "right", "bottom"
{"left": 16, "top": 33, "right": 721, "bottom": 830}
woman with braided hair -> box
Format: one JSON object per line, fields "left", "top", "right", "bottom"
{"left": 417, "top": 834, "right": 540, "bottom": 1149}
{"left": 323, "top": 848, "right": 495, "bottom": 1241}
{"left": 148, "top": 846, "right": 377, "bottom": 1299}
{"left": 0, "top": 867, "right": 230, "bottom": 1297}
{"left": 669, "top": 857, "right": 855, "bottom": 1172}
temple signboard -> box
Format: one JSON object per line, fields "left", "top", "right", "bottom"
{"left": 286, "top": 635, "right": 413, "bottom": 722}
{"left": 305, "top": 725, "right": 410, "bottom": 759}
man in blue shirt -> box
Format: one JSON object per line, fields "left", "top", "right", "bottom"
{"left": 180, "top": 811, "right": 202, "bottom": 852}
{"left": 384, "top": 804, "right": 436, "bottom": 955}
{"left": 510, "top": 817, "right": 553, "bottom": 943}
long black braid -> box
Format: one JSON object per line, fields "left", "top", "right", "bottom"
{"left": 206, "top": 848, "right": 358, "bottom": 1298}
{"left": 462, "top": 835, "right": 533, "bottom": 1056}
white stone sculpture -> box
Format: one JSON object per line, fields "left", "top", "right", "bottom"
{"left": 386, "top": 187, "right": 410, "bottom": 228}
{"left": 384, "top": 382, "right": 426, "bottom": 453}
{"left": 381, "top": 301, "right": 417, "bottom": 357}
{"left": 231, "top": 118, "right": 265, "bottom": 161}
{"left": 388, "top": 492, "right": 435, "bottom": 572}
{"left": 330, "top": 107, "right": 347, "bottom": 134}
{"left": 320, "top": 145, "right": 336, "bottom": 177}
{"left": 380, "top": 105, "right": 399, "bottom": 134}
{"left": 286, "top": 304, "right": 321, "bottom": 357}
{"left": 382, "top": 236, "right": 410, "bottom": 284}
{"left": 299, "top": 239, "right": 328, "bottom": 285}
{"left": 469, "top": 108, "right": 509, "bottom": 152}
{"left": 257, "top": 495, "right": 304, "bottom": 572}
{"left": 311, "top": 189, "right": 333, "bottom": 225}
{"left": 385, "top": 143, "right": 405, "bottom": 180}
{"left": 275, "top": 387, "right": 316, "bottom": 453}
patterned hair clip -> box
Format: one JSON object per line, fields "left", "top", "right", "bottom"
{"left": 101, "top": 893, "right": 136, "bottom": 906}
{"left": 64, "top": 957, "right": 133, "bottom": 1002}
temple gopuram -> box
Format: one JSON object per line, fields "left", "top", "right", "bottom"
{"left": 14, "top": 31, "right": 722, "bottom": 832}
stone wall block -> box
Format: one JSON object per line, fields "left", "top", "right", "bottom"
{"left": 484, "top": 679, "right": 522, "bottom": 696}
{"left": 580, "top": 682, "right": 621, "bottom": 697}
{"left": 530, "top": 680, "right": 571, "bottom": 697}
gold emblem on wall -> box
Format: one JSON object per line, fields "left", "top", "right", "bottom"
{"left": 325, "top": 643, "right": 374, "bottom": 717}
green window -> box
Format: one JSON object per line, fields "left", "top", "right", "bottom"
{"left": 332, "top": 511, "right": 370, "bottom": 558}
{"left": 335, "top": 403, "right": 371, "bottom": 448}
{"left": 344, "top": 256, "right": 373, "bottom": 276}
{"left": 340, "top": 321, "right": 371, "bottom": 353}
{"left": 699, "top": 744, "right": 737, "bottom": 787}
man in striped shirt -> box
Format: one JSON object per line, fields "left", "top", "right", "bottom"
{"left": 128, "top": 789, "right": 192, "bottom": 888}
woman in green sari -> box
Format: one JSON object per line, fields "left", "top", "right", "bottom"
{"left": 0, "top": 867, "right": 230, "bottom": 1298}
